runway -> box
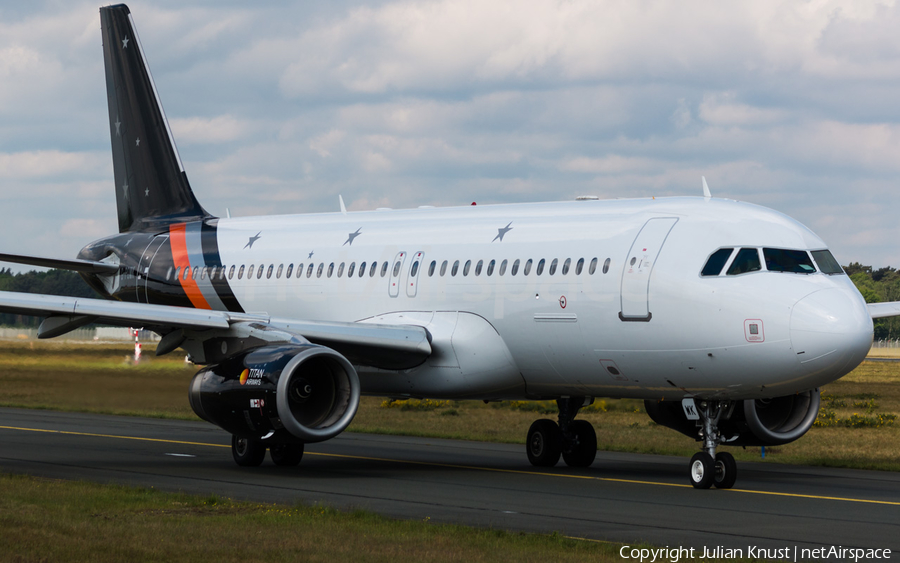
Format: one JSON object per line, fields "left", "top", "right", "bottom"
{"left": 1, "top": 407, "right": 898, "bottom": 553}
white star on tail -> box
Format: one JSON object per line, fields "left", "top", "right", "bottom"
{"left": 122, "top": 36, "right": 129, "bottom": 49}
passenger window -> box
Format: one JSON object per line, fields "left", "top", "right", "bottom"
{"left": 238, "top": 265, "right": 245, "bottom": 279}
{"left": 764, "top": 248, "right": 815, "bottom": 274}
{"left": 229, "top": 265, "right": 235, "bottom": 279}
{"left": 475, "top": 260, "right": 483, "bottom": 276}
{"left": 348, "top": 263, "right": 355, "bottom": 278}
{"left": 381, "top": 262, "right": 389, "bottom": 277}
{"left": 337, "top": 263, "right": 345, "bottom": 277}
{"left": 812, "top": 250, "right": 843, "bottom": 275}
{"left": 246, "top": 265, "right": 253, "bottom": 279}
{"left": 268, "top": 265, "right": 275, "bottom": 279}
{"left": 200, "top": 267, "right": 207, "bottom": 281}
{"left": 562, "top": 258, "right": 571, "bottom": 275}
{"left": 464, "top": 260, "right": 472, "bottom": 276}
{"left": 428, "top": 261, "right": 436, "bottom": 276}
{"left": 257, "top": 265, "right": 265, "bottom": 279}
{"left": 549, "top": 258, "right": 558, "bottom": 275}
{"left": 392, "top": 261, "right": 402, "bottom": 277}
{"left": 701, "top": 248, "right": 734, "bottom": 276}
{"left": 589, "top": 258, "right": 598, "bottom": 274}
{"left": 451, "top": 260, "right": 459, "bottom": 276}
{"left": 602, "top": 258, "right": 610, "bottom": 274}
{"left": 285, "top": 264, "right": 293, "bottom": 278}
{"left": 317, "top": 263, "right": 324, "bottom": 278}
{"left": 359, "top": 262, "right": 366, "bottom": 277}
{"left": 296, "top": 263, "right": 303, "bottom": 278}
{"left": 440, "top": 260, "right": 448, "bottom": 276}
{"left": 173, "top": 267, "right": 180, "bottom": 281}
{"left": 370, "top": 262, "right": 378, "bottom": 277}
{"left": 727, "top": 248, "right": 762, "bottom": 275}
{"left": 487, "top": 259, "right": 495, "bottom": 276}
{"left": 536, "top": 259, "right": 545, "bottom": 275}
{"left": 524, "top": 259, "right": 532, "bottom": 275}
{"left": 327, "top": 263, "right": 335, "bottom": 278}
{"left": 511, "top": 259, "right": 520, "bottom": 276}
{"left": 575, "top": 258, "right": 584, "bottom": 275}
{"left": 410, "top": 260, "right": 419, "bottom": 278}
{"left": 307, "top": 264, "right": 314, "bottom": 278}
{"left": 499, "top": 259, "right": 507, "bottom": 276}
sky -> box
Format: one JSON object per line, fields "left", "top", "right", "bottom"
{"left": 1, "top": 0, "right": 899, "bottom": 270}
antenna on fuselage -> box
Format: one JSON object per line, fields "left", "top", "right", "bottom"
{"left": 339, "top": 195, "right": 347, "bottom": 215}
{"left": 702, "top": 176, "right": 712, "bottom": 199}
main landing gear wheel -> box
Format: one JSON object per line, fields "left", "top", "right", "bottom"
{"left": 270, "top": 443, "right": 305, "bottom": 466}
{"left": 713, "top": 451, "right": 737, "bottom": 489}
{"left": 527, "top": 419, "right": 562, "bottom": 467}
{"left": 689, "top": 452, "right": 715, "bottom": 489}
{"left": 232, "top": 435, "right": 266, "bottom": 467}
{"left": 562, "top": 419, "right": 597, "bottom": 468}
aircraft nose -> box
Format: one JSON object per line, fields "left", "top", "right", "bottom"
{"left": 790, "top": 288, "right": 872, "bottom": 378}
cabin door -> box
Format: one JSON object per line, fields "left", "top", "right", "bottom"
{"left": 137, "top": 236, "right": 167, "bottom": 303}
{"left": 619, "top": 217, "right": 678, "bottom": 321}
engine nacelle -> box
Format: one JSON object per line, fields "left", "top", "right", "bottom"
{"left": 189, "top": 344, "right": 360, "bottom": 443}
{"left": 644, "top": 389, "right": 820, "bottom": 447}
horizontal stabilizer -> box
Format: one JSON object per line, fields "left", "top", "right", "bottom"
{"left": 869, "top": 302, "right": 900, "bottom": 319}
{"left": 0, "top": 252, "right": 120, "bottom": 275}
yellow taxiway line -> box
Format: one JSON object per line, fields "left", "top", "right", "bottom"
{"left": 2, "top": 423, "right": 899, "bottom": 507}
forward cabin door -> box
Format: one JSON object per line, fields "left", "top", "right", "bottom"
{"left": 619, "top": 217, "right": 678, "bottom": 322}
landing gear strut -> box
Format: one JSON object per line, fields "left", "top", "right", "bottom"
{"left": 526, "top": 397, "right": 597, "bottom": 468}
{"left": 689, "top": 400, "right": 737, "bottom": 489}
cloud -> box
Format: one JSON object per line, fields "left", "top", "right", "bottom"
{"left": 0, "top": 0, "right": 899, "bottom": 271}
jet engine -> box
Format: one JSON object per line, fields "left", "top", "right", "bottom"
{"left": 644, "top": 389, "right": 820, "bottom": 446}
{"left": 189, "top": 344, "right": 360, "bottom": 443}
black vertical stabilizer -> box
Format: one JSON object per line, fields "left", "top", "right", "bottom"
{"left": 100, "top": 4, "right": 211, "bottom": 233}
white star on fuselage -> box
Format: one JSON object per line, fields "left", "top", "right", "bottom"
{"left": 122, "top": 36, "right": 129, "bottom": 49}
{"left": 145, "top": 188, "right": 149, "bottom": 197}
{"left": 115, "top": 117, "right": 121, "bottom": 136}
{"left": 135, "top": 138, "right": 140, "bottom": 147}
{"left": 122, "top": 182, "right": 129, "bottom": 200}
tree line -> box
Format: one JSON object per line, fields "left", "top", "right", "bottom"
{"left": 1, "top": 264, "right": 899, "bottom": 339}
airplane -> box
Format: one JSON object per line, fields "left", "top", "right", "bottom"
{"left": 1, "top": 4, "right": 898, "bottom": 490}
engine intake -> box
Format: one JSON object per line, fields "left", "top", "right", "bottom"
{"left": 190, "top": 344, "right": 360, "bottom": 443}
{"left": 644, "top": 389, "right": 820, "bottom": 447}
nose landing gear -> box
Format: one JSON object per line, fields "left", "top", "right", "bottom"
{"left": 689, "top": 400, "right": 737, "bottom": 489}
{"left": 526, "top": 397, "right": 598, "bottom": 468}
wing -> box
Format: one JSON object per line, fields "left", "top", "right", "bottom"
{"left": 869, "top": 301, "right": 900, "bottom": 319}
{"left": 0, "top": 290, "right": 431, "bottom": 370}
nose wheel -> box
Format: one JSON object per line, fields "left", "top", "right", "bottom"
{"left": 688, "top": 400, "right": 738, "bottom": 489}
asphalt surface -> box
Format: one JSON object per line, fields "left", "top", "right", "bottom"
{"left": 1, "top": 407, "right": 898, "bottom": 554}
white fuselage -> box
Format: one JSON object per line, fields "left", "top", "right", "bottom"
{"left": 210, "top": 196, "right": 872, "bottom": 402}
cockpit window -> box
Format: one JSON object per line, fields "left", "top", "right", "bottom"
{"left": 726, "top": 248, "right": 761, "bottom": 275}
{"left": 811, "top": 250, "right": 844, "bottom": 275}
{"left": 701, "top": 248, "right": 734, "bottom": 276}
{"left": 763, "top": 248, "right": 816, "bottom": 274}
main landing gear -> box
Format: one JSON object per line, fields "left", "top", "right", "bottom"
{"left": 526, "top": 397, "right": 597, "bottom": 468}
{"left": 231, "top": 435, "right": 304, "bottom": 467}
{"left": 689, "top": 400, "right": 737, "bottom": 489}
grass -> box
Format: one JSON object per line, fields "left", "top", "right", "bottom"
{"left": 0, "top": 472, "right": 623, "bottom": 563}
{"left": 0, "top": 339, "right": 898, "bottom": 471}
